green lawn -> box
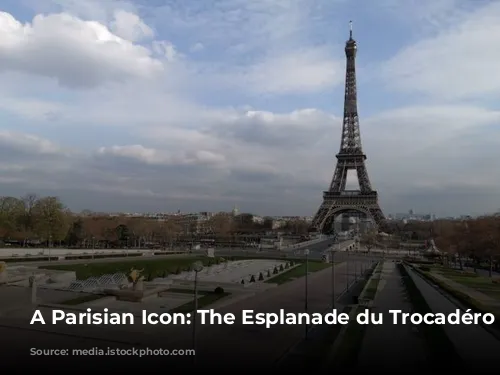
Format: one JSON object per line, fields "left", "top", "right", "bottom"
{"left": 170, "top": 292, "right": 230, "bottom": 313}
{"left": 42, "top": 257, "right": 223, "bottom": 280}
{"left": 432, "top": 267, "right": 500, "bottom": 300}
{"left": 167, "top": 288, "right": 209, "bottom": 296}
{"left": 362, "top": 277, "right": 380, "bottom": 300}
{"left": 264, "top": 261, "right": 332, "bottom": 285}
{"left": 360, "top": 262, "right": 382, "bottom": 300}
{"left": 60, "top": 294, "right": 106, "bottom": 305}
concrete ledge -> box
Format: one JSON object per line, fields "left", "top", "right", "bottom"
{"left": 104, "top": 285, "right": 169, "bottom": 302}
{"left": 37, "top": 300, "right": 112, "bottom": 313}
{"left": 408, "top": 263, "right": 500, "bottom": 333}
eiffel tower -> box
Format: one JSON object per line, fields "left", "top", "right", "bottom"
{"left": 312, "top": 22, "right": 385, "bottom": 233}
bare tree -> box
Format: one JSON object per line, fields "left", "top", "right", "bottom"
{"left": 32, "top": 196, "right": 69, "bottom": 245}
{"left": 360, "top": 231, "right": 378, "bottom": 252}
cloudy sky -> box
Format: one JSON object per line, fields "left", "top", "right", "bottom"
{"left": 0, "top": 0, "right": 499, "bottom": 217}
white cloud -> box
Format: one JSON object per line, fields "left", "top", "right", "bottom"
{"left": 97, "top": 145, "right": 226, "bottom": 166}
{"left": 230, "top": 49, "right": 343, "bottom": 95}
{"left": 0, "top": 95, "right": 64, "bottom": 120}
{"left": 0, "top": 131, "right": 63, "bottom": 155}
{"left": 190, "top": 43, "right": 204, "bottom": 52}
{"left": 152, "top": 41, "right": 178, "bottom": 61}
{"left": 139, "top": 0, "right": 346, "bottom": 95}
{"left": 110, "top": 9, "right": 154, "bottom": 42}
{"left": 373, "top": 0, "right": 474, "bottom": 32}
{"left": 381, "top": 1, "right": 500, "bottom": 99}
{"left": 362, "top": 105, "right": 500, "bottom": 193}
{"left": 24, "top": 0, "right": 138, "bottom": 22}
{"left": 0, "top": 11, "right": 163, "bottom": 88}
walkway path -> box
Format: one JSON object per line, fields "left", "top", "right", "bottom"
{"left": 168, "top": 259, "right": 374, "bottom": 369}
{"left": 356, "top": 262, "right": 427, "bottom": 370}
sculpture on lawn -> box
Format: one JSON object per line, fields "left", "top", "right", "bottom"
{"left": 128, "top": 268, "right": 145, "bottom": 290}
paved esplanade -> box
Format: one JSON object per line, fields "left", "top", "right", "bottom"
{"left": 356, "top": 261, "right": 427, "bottom": 369}
{"left": 166, "top": 258, "right": 373, "bottom": 368}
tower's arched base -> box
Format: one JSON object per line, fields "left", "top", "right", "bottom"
{"left": 312, "top": 192, "right": 385, "bottom": 234}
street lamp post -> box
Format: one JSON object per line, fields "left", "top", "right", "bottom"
{"left": 48, "top": 234, "right": 52, "bottom": 262}
{"left": 304, "top": 248, "right": 310, "bottom": 339}
{"left": 354, "top": 250, "right": 358, "bottom": 281}
{"left": 346, "top": 246, "right": 350, "bottom": 291}
{"left": 330, "top": 247, "right": 336, "bottom": 310}
{"left": 92, "top": 236, "right": 95, "bottom": 260}
{"left": 361, "top": 246, "right": 365, "bottom": 275}
{"left": 191, "top": 261, "right": 204, "bottom": 362}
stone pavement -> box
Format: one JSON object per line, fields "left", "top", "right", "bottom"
{"left": 356, "top": 262, "right": 427, "bottom": 370}
{"left": 163, "top": 259, "right": 374, "bottom": 369}
{"left": 408, "top": 267, "right": 500, "bottom": 367}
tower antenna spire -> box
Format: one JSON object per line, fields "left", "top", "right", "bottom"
{"left": 349, "top": 20, "right": 353, "bottom": 39}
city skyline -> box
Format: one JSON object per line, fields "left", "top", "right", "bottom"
{"left": 1, "top": 0, "right": 499, "bottom": 217}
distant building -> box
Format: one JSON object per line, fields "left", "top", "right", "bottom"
{"left": 166, "top": 212, "right": 215, "bottom": 234}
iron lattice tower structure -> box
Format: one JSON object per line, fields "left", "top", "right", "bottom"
{"left": 312, "top": 22, "right": 385, "bottom": 233}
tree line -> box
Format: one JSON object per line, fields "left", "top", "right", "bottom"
{"left": 433, "top": 216, "right": 500, "bottom": 273}
{"left": 363, "top": 216, "right": 500, "bottom": 273}
{"left": 0, "top": 194, "right": 311, "bottom": 248}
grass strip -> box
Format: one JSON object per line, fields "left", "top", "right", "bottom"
{"left": 413, "top": 266, "right": 500, "bottom": 330}
{"left": 362, "top": 263, "right": 382, "bottom": 300}
{"left": 264, "top": 262, "right": 331, "bottom": 285}
{"left": 170, "top": 292, "right": 230, "bottom": 313}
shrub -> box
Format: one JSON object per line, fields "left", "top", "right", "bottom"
{"left": 161, "top": 270, "right": 168, "bottom": 278}
{"left": 285, "top": 262, "right": 290, "bottom": 269}
{"left": 250, "top": 275, "right": 256, "bottom": 283}
{"left": 174, "top": 266, "right": 181, "bottom": 275}
{"left": 267, "top": 270, "right": 271, "bottom": 277}
{"left": 279, "top": 264, "right": 284, "bottom": 271}
{"left": 273, "top": 266, "right": 278, "bottom": 275}
{"left": 258, "top": 272, "right": 264, "bottom": 281}
{"left": 241, "top": 279, "right": 245, "bottom": 284}
{"left": 214, "top": 286, "right": 225, "bottom": 294}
